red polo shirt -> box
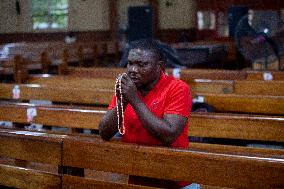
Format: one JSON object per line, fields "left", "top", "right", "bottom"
{"left": 108, "top": 72, "right": 192, "bottom": 188}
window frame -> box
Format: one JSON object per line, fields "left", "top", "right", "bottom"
{"left": 31, "top": 0, "right": 69, "bottom": 31}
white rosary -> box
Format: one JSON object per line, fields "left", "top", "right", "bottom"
{"left": 115, "top": 73, "right": 127, "bottom": 135}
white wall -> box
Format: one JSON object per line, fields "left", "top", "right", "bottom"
{"left": 0, "top": 0, "right": 110, "bottom": 33}
{"left": 0, "top": 0, "right": 32, "bottom": 33}
{"left": 69, "top": 0, "right": 109, "bottom": 31}
{"left": 159, "top": 0, "right": 196, "bottom": 29}
{"left": 0, "top": 0, "right": 197, "bottom": 34}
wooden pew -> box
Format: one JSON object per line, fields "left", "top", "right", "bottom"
{"left": 26, "top": 75, "right": 235, "bottom": 95}
{"left": 1, "top": 101, "right": 283, "bottom": 143}
{"left": 26, "top": 75, "right": 115, "bottom": 90}
{"left": 22, "top": 76, "right": 284, "bottom": 114}
{"left": 0, "top": 101, "right": 283, "bottom": 188}
{"left": 168, "top": 69, "right": 247, "bottom": 80}
{"left": 63, "top": 67, "right": 248, "bottom": 80}
{"left": 189, "top": 112, "right": 284, "bottom": 142}
{"left": 62, "top": 135, "right": 284, "bottom": 188}
{"left": 62, "top": 67, "right": 284, "bottom": 81}
{"left": 194, "top": 93, "right": 284, "bottom": 115}
{"left": 0, "top": 102, "right": 105, "bottom": 130}
{"left": 0, "top": 83, "right": 112, "bottom": 105}
{"left": 234, "top": 80, "right": 284, "bottom": 96}
{"left": 246, "top": 70, "right": 284, "bottom": 80}
{"left": 0, "top": 128, "right": 62, "bottom": 188}
{"left": 0, "top": 41, "right": 121, "bottom": 80}
{"left": 1, "top": 127, "right": 282, "bottom": 188}
{"left": 63, "top": 67, "right": 125, "bottom": 78}
{"left": 0, "top": 42, "right": 67, "bottom": 82}
{"left": 28, "top": 74, "right": 284, "bottom": 97}
{"left": 171, "top": 68, "right": 284, "bottom": 81}
{"left": 0, "top": 83, "right": 283, "bottom": 114}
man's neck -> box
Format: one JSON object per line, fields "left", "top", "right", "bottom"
{"left": 139, "top": 73, "right": 161, "bottom": 96}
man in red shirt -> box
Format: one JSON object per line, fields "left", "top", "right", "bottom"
{"left": 99, "top": 39, "right": 192, "bottom": 188}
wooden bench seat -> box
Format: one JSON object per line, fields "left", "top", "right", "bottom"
{"left": 0, "top": 128, "right": 283, "bottom": 188}
{"left": 234, "top": 80, "right": 284, "bottom": 96}
{"left": 0, "top": 83, "right": 283, "bottom": 114}
{"left": 62, "top": 135, "right": 284, "bottom": 188}
{"left": 59, "top": 67, "right": 284, "bottom": 81}
{"left": 54, "top": 67, "right": 284, "bottom": 96}
{"left": 0, "top": 129, "right": 63, "bottom": 189}
{"left": 195, "top": 93, "right": 284, "bottom": 115}
{"left": 1, "top": 101, "right": 283, "bottom": 143}
{"left": 27, "top": 74, "right": 115, "bottom": 90}
{"left": 64, "top": 67, "right": 125, "bottom": 78}
{"left": 1, "top": 128, "right": 282, "bottom": 188}
{"left": 26, "top": 73, "right": 284, "bottom": 96}
{"left": 26, "top": 75, "right": 235, "bottom": 95}
{"left": 246, "top": 70, "right": 284, "bottom": 80}
{"left": 0, "top": 101, "right": 105, "bottom": 130}
{"left": 0, "top": 83, "right": 113, "bottom": 105}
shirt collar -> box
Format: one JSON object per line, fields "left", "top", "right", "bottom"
{"left": 152, "top": 71, "right": 167, "bottom": 91}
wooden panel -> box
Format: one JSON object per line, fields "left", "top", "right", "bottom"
{"left": 0, "top": 129, "right": 62, "bottom": 165}
{"left": 189, "top": 113, "right": 284, "bottom": 142}
{"left": 63, "top": 67, "right": 284, "bottom": 83}
{"left": 189, "top": 143, "right": 284, "bottom": 159}
{"left": 67, "top": 67, "right": 244, "bottom": 80}
{"left": 66, "top": 67, "right": 126, "bottom": 78}
{"left": 28, "top": 75, "right": 235, "bottom": 95}
{"left": 246, "top": 71, "right": 284, "bottom": 80}
{"left": 27, "top": 75, "right": 115, "bottom": 90}
{"left": 0, "top": 102, "right": 106, "bottom": 130}
{"left": 196, "top": 93, "right": 284, "bottom": 114}
{"left": 63, "top": 137, "right": 284, "bottom": 188}
{"left": 0, "top": 164, "right": 61, "bottom": 189}
{"left": 0, "top": 84, "right": 113, "bottom": 105}
{"left": 62, "top": 175, "right": 156, "bottom": 189}
{"left": 234, "top": 80, "right": 284, "bottom": 96}
{"left": 1, "top": 102, "right": 283, "bottom": 142}
{"left": 190, "top": 79, "right": 234, "bottom": 94}
{"left": 167, "top": 69, "right": 247, "bottom": 80}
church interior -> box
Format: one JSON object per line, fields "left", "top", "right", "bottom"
{"left": 0, "top": 0, "right": 283, "bottom": 188}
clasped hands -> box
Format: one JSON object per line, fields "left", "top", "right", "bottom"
{"left": 116, "top": 73, "right": 138, "bottom": 106}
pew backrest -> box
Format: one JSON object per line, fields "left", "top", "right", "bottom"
{"left": 62, "top": 135, "right": 284, "bottom": 188}
{"left": 0, "top": 129, "right": 63, "bottom": 188}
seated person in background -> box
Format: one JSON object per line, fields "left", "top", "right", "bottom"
{"left": 99, "top": 39, "right": 193, "bottom": 188}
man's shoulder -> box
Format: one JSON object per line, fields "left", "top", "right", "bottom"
{"left": 165, "top": 75, "right": 189, "bottom": 90}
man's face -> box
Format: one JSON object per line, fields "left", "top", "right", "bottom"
{"left": 127, "top": 48, "right": 160, "bottom": 89}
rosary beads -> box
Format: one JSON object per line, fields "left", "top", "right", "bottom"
{"left": 115, "top": 73, "right": 127, "bottom": 135}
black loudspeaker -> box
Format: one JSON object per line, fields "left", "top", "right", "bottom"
{"left": 228, "top": 6, "right": 248, "bottom": 37}
{"left": 128, "top": 6, "right": 153, "bottom": 42}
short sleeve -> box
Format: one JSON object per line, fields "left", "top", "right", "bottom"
{"left": 108, "top": 95, "right": 117, "bottom": 110}
{"left": 164, "top": 81, "right": 192, "bottom": 118}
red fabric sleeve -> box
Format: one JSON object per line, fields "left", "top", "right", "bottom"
{"left": 164, "top": 82, "right": 192, "bottom": 118}
{"left": 108, "top": 96, "right": 117, "bottom": 110}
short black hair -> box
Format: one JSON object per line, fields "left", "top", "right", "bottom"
{"left": 128, "top": 39, "right": 165, "bottom": 62}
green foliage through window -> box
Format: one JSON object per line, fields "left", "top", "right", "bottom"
{"left": 32, "top": 0, "right": 68, "bottom": 30}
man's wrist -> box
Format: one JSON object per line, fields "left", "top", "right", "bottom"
{"left": 129, "top": 95, "right": 142, "bottom": 107}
